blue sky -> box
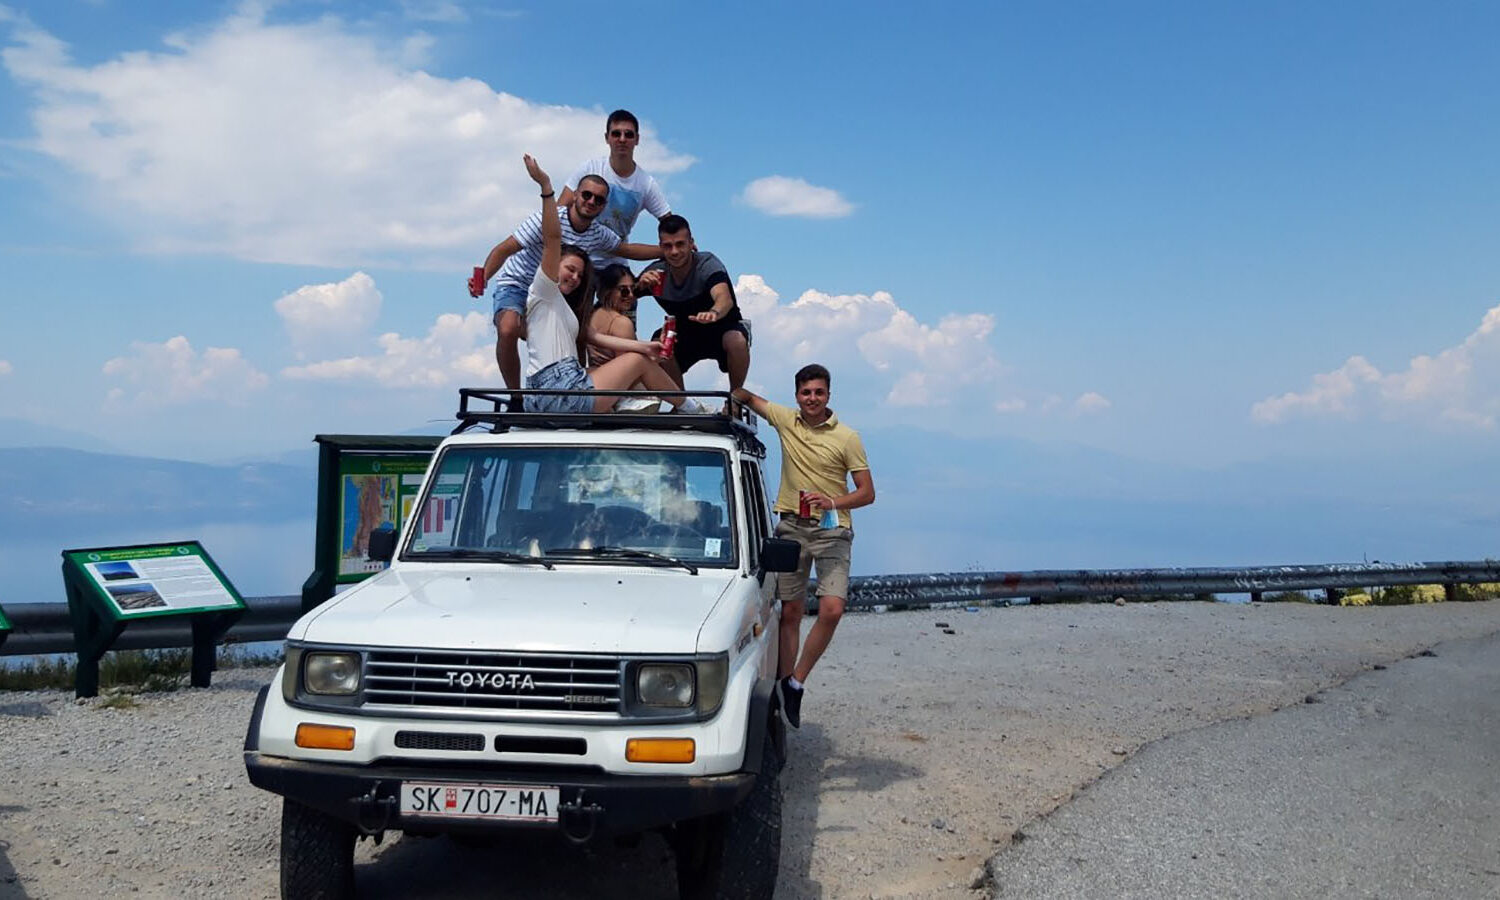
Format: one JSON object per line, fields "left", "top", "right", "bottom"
{"left": 1, "top": 2, "right": 1497, "bottom": 530}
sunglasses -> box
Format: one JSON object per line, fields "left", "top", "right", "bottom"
{"left": 579, "top": 189, "right": 607, "bottom": 205}
{"left": 609, "top": 129, "right": 637, "bottom": 139}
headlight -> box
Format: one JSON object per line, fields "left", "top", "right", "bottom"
{"left": 637, "top": 663, "right": 694, "bottom": 708}
{"left": 304, "top": 652, "right": 362, "bottom": 695}
{"left": 694, "top": 657, "right": 728, "bottom": 716}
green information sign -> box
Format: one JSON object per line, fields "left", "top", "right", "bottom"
{"left": 0, "top": 604, "right": 10, "bottom": 632}
{"left": 336, "top": 455, "right": 433, "bottom": 583}
{"left": 62, "top": 542, "right": 246, "bottom": 620}
{"left": 60, "top": 540, "right": 245, "bottom": 697}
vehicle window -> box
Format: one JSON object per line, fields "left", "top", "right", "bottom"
{"left": 408, "top": 446, "right": 736, "bottom": 567}
{"left": 739, "top": 461, "right": 766, "bottom": 571}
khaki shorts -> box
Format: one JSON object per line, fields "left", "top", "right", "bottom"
{"left": 774, "top": 516, "right": 853, "bottom": 605}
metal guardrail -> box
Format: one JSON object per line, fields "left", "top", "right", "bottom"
{"left": 4, "top": 560, "right": 1498, "bottom": 658}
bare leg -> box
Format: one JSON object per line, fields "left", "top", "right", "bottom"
{"left": 792, "top": 593, "right": 844, "bottom": 684}
{"left": 589, "top": 352, "right": 691, "bottom": 412}
{"left": 494, "top": 310, "right": 525, "bottom": 390}
{"left": 721, "top": 330, "right": 750, "bottom": 392}
{"left": 778, "top": 599, "right": 804, "bottom": 680}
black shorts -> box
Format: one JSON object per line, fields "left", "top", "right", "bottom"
{"left": 654, "top": 320, "right": 751, "bottom": 374}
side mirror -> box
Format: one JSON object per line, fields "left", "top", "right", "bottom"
{"left": 759, "top": 537, "right": 800, "bottom": 574}
{"left": 368, "top": 527, "right": 398, "bottom": 564}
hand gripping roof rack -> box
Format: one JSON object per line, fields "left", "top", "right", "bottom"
{"left": 453, "top": 388, "right": 764, "bottom": 453}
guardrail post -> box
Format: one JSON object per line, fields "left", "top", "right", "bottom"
{"left": 1444, "top": 583, "right": 1458, "bottom": 602}
{"left": 1250, "top": 591, "right": 1263, "bottom": 603}
{"left": 1324, "top": 588, "right": 1341, "bottom": 605}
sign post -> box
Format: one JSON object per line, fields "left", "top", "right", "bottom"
{"left": 60, "top": 542, "right": 246, "bottom": 698}
{"left": 301, "top": 434, "right": 443, "bottom": 614}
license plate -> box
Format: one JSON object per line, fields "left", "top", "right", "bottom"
{"left": 400, "top": 782, "right": 560, "bottom": 822}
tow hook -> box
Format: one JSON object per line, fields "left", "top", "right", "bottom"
{"left": 352, "top": 785, "right": 398, "bottom": 836}
{"left": 559, "top": 789, "right": 603, "bottom": 845}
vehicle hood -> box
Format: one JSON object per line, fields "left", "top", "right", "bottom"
{"left": 293, "top": 564, "right": 737, "bottom": 655}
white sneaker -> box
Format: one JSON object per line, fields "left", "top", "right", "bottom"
{"left": 615, "top": 396, "right": 661, "bottom": 413}
{"left": 673, "top": 398, "right": 712, "bottom": 415}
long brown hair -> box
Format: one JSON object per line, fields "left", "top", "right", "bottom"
{"left": 560, "top": 244, "right": 594, "bottom": 364}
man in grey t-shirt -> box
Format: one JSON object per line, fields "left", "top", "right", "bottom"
{"left": 636, "top": 215, "right": 751, "bottom": 392}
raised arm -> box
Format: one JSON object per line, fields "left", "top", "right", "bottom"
{"left": 615, "top": 241, "right": 665, "bottom": 262}
{"left": 730, "top": 387, "right": 770, "bottom": 419}
{"left": 525, "top": 154, "right": 560, "bottom": 282}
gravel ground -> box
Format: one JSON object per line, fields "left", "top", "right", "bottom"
{"left": 4, "top": 600, "right": 1500, "bottom": 899}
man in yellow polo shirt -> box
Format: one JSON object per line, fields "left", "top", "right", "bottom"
{"left": 733, "top": 363, "right": 875, "bottom": 728}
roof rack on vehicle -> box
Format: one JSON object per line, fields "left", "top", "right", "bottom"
{"left": 453, "top": 387, "right": 763, "bottom": 451}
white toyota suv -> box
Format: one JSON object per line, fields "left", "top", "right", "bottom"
{"left": 245, "top": 390, "right": 799, "bottom": 899}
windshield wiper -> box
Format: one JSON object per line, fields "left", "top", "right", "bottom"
{"left": 545, "top": 546, "right": 698, "bottom": 575}
{"left": 412, "top": 547, "right": 554, "bottom": 570}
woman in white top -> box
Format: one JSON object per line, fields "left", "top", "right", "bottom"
{"left": 520, "top": 155, "right": 703, "bottom": 415}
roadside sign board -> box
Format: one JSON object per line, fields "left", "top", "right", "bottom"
{"left": 337, "top": 455, "right": 432, "bottom": 583}
{"left": 62, "top": 542, "right": 245, "bottom": 621}
{"left": 60, "top": 541, "right": 245, "bottom": 697}
{"left": 303, "top": 435, "right": 443, "bottom": 613}
{"left": 0, "top": 604, "right": 10, "bottom": 632}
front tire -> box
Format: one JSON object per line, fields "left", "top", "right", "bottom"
{"left": 674, "top": 731, "right": 782, "bottom": 900}
{"left": 280, "top": 799, "right": 355, "bottom": 900}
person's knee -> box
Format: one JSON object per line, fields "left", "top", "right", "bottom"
{"left": 497, "top": 312, "right": 524, "bottom": 342}
{"left": 722, "top": 331, "right": 749, "bottom": 358}
{"left": 816, "top": 595, "right": 845, "bottom": 623}
{"left": 780, "top": 599, "right": 806, "bottom": 622}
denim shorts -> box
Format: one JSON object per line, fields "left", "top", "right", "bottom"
{"left": 525, "top": 358, "right": 595, "bottom": 413}
{"left": 491, "top": 282, "right": 528, "bottom": 319}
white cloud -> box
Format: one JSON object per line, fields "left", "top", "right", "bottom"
{"left": 1073, "top": 392, "right": 1111, "bottom": 415}
{"left": 102, "top": 335, "right": 269, "bottom": 408}
{"left": 1252, "top": 302, "right": 1500, "bottom": 429}
{"left": 275, "top": 272, "right": 383, "bottom": 358}
{"left": 282, "top": 312, "right": 493, "bottom": 388}
{"left": 734, "top": 275, "right": 1009, "bottom": 407}
{"left": 0, "top": 8, "right": 693, "bottom": 265}
{"left": 400, "top": 0, "right": 467, "bottom": 23}
{"left": 0, "top": 360, "right": 12, "bottom": 376}
{"left": 739, "top": 176, "right": 854, "bottom": 219}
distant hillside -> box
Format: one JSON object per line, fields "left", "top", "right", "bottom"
{"left": 0, "top": 418, "right": 120, "bottom": 453}
{"left": 0, "top": 447, "right": 314, "bottom": 538}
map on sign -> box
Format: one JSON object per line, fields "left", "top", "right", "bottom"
{"left": 338, "top": 454, "right": 432, "bottom": 582}
{"left": 64, "top": 543, "right": 245, "bottom": 619}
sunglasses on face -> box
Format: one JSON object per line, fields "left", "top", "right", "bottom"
{"left": 609, "top": 129, "right": 637, "bottom": 139}
{"left": 580, "top": 189, "right": 607, "bottom": 205}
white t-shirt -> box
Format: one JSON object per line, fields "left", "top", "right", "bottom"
{"left": 524, "top": 268, "right": 580, "bottom": 378}
{"left": 565, "top": 157, "right": 670, "bottom": 270}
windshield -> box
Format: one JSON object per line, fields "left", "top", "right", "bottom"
{"left": 405, "top": 445, "right": 736, "bottom": 567}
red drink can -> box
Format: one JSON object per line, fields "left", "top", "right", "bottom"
{"left": 661, "top": 315, "right": 677, "bottom": 358}
{"left": 798, "top": 490, "right": 811, "bottom": 518}
{"left": 469, "top": 266, "right": 485, "bottom": 297}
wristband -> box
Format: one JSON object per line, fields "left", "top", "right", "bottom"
{"left": 540, "top": 191, "right": 554, "bottom": 197}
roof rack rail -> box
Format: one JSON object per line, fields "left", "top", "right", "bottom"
{"left": 452, "top": 388, "right": 763, "bottom": 450}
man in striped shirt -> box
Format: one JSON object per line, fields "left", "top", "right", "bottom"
{"left": 470, "top": 176, "right": 663, "bottom": 389}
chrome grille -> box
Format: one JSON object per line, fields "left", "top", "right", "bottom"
{"left": 364, "top": 649, "right": 623, "bottom": 714}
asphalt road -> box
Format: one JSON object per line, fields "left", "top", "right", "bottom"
{"left": 988, "top": 631, "right": 1500, "bottom": 898}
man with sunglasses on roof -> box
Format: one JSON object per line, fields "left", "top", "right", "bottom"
{"left": 557, "top": 110, "right": 672, "bottom": 274}
{"left": 470, "top": 172, "right": 662, "bottom": 391}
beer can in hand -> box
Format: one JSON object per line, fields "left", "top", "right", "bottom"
{"left": 661, "top": 315, "right": 677, "bottom": 358}
{"left": 798, "top": 490, "right": 811, "bottom": 518}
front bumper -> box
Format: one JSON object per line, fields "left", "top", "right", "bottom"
{"left": 245, "top": 751, "right": 754, "bottom": 841}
